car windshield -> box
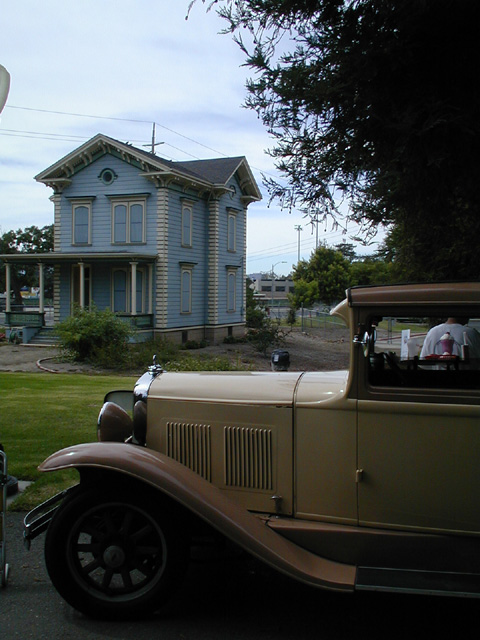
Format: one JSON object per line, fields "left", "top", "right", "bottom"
{"left": 368, "top": 316, "right": 480, "bottom": 390}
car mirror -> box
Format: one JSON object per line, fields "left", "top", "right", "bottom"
{"left": 103, "top": 390, "right": 134, "bottom": 415}
{"left": 353, "top": 329, "right": 376, "bottom": 357}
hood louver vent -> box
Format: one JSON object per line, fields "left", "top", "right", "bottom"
{"left": 224, "top": 426, "right": 273, "bottom": 490}
{"left": 166, "top": 422, "right": 211, "bottom": 481}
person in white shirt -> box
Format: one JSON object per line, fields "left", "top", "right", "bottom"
{"left": 420, "top": 318, "right": 480, "bottom": 359}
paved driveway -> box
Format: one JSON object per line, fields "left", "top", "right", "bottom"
{"left": 2, "top": 512, "right": 478, "bottom": 640}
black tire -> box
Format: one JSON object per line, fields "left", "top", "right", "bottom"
{"left": 44, "top": 486, "right": 189, "bottom": 619}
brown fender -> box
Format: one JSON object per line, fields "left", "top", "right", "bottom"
{"left": 39, "top": 442, "right": 356, "bottom": 592}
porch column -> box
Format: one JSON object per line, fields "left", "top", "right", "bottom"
{"left": 130, "top": 262, "right": 137, "bottom": 316}
{"left": 148, "top": 263, "right": 153, "bottom": 315}
{"left": 38, "top": 263, "right": 45, "bottom": 314}
{"left": 78, "top": 262, "right": 85, "bottom": 308}
{"left": 5, "top": 263, "right": 11, "bottom": 312}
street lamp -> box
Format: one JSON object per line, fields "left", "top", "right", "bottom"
{"left": 271, "top": 260, "right": 287, "bottom": 311}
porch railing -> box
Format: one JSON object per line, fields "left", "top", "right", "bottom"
{"left": 117, "top": 314, "right": 153, "bottom": 329}
{"left": 4, "top": 311, "right": 45, "bottom": 328}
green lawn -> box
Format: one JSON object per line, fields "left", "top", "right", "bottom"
{"left": 1, "top": 372, "right": 137, "bottom": 510}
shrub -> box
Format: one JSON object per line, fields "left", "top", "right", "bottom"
{"left": 247, "top": 317, "right": 286, "bottom": 356}
{"left": 223, "top": 334, "right": 247, "bottom": 344}
{"left": 56, "top": 306, "right": 133, "bottom": 362}
{"left": 180, "top": 339, "right": 209, "bottom": 350}
{"left": 286, "top": 306, "right": 297, "bottom": 327}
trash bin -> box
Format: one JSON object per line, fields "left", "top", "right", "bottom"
{"left": 271, "top": 349, "right": 290, "bottom": 371}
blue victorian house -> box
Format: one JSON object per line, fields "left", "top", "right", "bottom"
{"left": 1, "top": 134, "right": 261, "bottom": 343}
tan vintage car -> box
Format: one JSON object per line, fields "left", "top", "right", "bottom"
{"left": 25, "top": 282, "right": 480, "bottom": 618}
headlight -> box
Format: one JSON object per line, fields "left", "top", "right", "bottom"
{"left": 97, "top": 402, "right": 133, "bottom": 442}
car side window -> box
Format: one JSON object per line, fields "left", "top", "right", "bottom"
{"left": 367, "top": 315, "right": 480, "bottom": 390}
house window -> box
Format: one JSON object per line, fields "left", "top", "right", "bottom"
{"left": 71, "top": 265, "right": 91, "bottom": 308}
{"left": 111, "top": 268, "right": 145, "bottom": 313}
{"left": 98, "top": 168, "right": 117, "bottom": 185}
{"left": 72, "top": 203, "right": 92, "bottom": 245}
{"left": 181, "top": 202, "right": 193, "bottom": 247}
{"left": 113, "top": 270, "right": 128, "bottom": 312}
{"left": 112, "top": 200, "right": 145, "bottom": 244}
{"left": 181, "top": 267, "right": 192, "bottom": 314}
{"left": 227, "top": 270, "right": 236, "bottom": 312}
{"left": 136, "top": 269, "right": 145, "bottom": 313}
{"left": 227, "top": 212, "right": 236, "bottom": 252}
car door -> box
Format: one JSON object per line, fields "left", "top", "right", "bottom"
{"left": 357, "top": 354, "right": 480, "bottom": 534}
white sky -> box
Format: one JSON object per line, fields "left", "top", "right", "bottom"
{"left": 0, "top": 0, "right": 383, "bottom": 276}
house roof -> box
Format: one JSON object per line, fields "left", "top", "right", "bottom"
{"left": 35, "top": 133, "right": 262, "bottom": 202}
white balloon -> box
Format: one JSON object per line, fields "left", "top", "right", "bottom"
{"left": 0, "top": 65, "right": 11, "bottom": 114}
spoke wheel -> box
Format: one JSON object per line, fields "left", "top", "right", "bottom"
{"left": 45, "top": 487, "right": 188, "bottom": 619}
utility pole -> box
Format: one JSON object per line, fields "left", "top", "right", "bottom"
{"left": 294, "top": 225, "right": 302, "bottom": 263}
{"left": 143, "top": 123, "right": 164, "bottom": 155}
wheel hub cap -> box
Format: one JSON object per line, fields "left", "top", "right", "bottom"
{"left": 103, "top": 545, "right": 126, "bottom": 569}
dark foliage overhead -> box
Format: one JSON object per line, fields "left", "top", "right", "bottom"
{"left": 195, "top": 0, "right": 480, "bottom": 280}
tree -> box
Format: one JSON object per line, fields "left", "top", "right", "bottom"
{"left": 245, "top": 277, "right": 266, "bottom": 328}
{"left": 335, "top": 243, "right": 356, "bottom": 262}
{"left": 195, "top": 0, "right": 480, "bottom": 280}
{"left": 290, "top": 244, "right": 350, "bottom": 308}
{"left": 0, "top": 225, "right": 54, "bottom": 302}
{"left": 349, "top": 256, "right": 393, "bottom": 287}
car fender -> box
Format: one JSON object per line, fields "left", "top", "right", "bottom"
{"left": 40, "top": 442, "right": 355, "bottom": 592}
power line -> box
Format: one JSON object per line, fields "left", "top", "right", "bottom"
{"left": 4, "top": 104, "right": 286, "bottom": 182}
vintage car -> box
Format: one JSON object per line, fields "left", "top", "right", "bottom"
{"left": 25, "top": 282, "right": 480, "bottom": 618}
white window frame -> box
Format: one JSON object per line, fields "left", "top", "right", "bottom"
{"left": 227, "top": 269, "right": 237, "bottom": 312}
{"left": 71, "top": 264, "right": 92, "bottom": 309}
{"left": 227, "top": 208, "right": 238, "bottom": 253}
{"left": 135, "top": 268, "right": 146, "bottom": 314}
{"left": 112, "top": 268, "right": 129, "bottom": 313}
{"left": 111, "top": 199, "right": 146, "bottom": 245}
{"left": 181, "top": 201, "right": 193, "bottom": 248}
{"left": 180, "top": 263, "right": 195, "bottom": 315}
{"left": 72, "top": 200, "right": 93, "bottom": 245}
{"left": 111, "top": 267, "right": 146, "bottom": 313}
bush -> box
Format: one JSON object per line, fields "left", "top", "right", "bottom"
{"left": 286, "top": 306, "right": 297, "bottom": 327}
{"left": 180, "top": 339, "right": 209, "bottom": 350}
{"left": 247, "top": 317, "right": 286, "bottom": 356}
{"left": 223, "top": 334, "right": 247, "bottom": 344}
{"left": 56, "top": 306, "right": 133, "bottom": 362}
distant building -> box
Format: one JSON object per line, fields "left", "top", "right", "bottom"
{"left": 249, "top": 275, "right": 295, "bottom": 305}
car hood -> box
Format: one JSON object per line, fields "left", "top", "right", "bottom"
{"left": 148, "top": 369, "right": 349, "bottom": 408}
{"left": 148, "top": 371, "right": 304, "bottom": 407}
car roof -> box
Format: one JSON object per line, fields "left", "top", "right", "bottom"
{"left": 347, "top": 282, "right": 480, "bottom": 307}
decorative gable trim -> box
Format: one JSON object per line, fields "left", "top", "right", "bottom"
{"left": 35, "top": 134, "right": 262, "bottom": 203}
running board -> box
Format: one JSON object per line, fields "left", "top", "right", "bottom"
{"left": 356, "top": 567, "right": 480, "bottom": 598}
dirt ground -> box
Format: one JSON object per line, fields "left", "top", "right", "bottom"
{"left": 0, "top": 327, "right": 351, "bottom": 375}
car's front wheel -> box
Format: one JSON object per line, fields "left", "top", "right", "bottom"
{"left": 45, "top": 486, "right": 189, "bottom": 619}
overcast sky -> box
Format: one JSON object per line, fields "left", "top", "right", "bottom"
{"left": 1, "top": 0, "right": 383, "bottom": 275}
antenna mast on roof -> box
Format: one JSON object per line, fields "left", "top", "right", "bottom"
{"left": 143, "top": 123, "right": 164, "bottom": 155}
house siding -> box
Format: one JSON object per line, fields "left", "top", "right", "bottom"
{"left": 155, "top": 187, "right": 169, "bottom": 329}
{"left": 59, "top": 154, "right": 158, "bottom": 255}
{"left": 216, "top": 178, "right": 245, "bottom": 326}
{"left": 166, "top": 189, "right": 208, "bottom": 329}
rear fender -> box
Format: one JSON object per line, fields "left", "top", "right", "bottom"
{"left": 39, "top": 442, "right": 355, "bottom": 592}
